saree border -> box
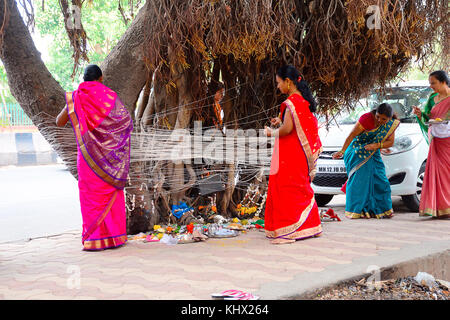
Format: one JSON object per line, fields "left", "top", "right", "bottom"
{"left": 265, "top": 196, "right": 316, "bottom": 238}
{"left": 83, "top": 234, "right": 128, "bottom": 251}
{"left": 345, "top": 208, "right": 393, "bottom": 219}
{"left": 82, "top": 190, "right": 118, "bottom": 243}
{"left": 66, "top": 92, "right": 121, "bottom": 188}
{"left": 347, "top": 119, "right": 400, "bottom": 179}
{"left": 278, "top": 225, "right": 323, "bottom": 240}
{"left": 419, "top": 207, "right": 450, "bottom": 217}
{"left": 284, "top": 99, "right": 322, "bottom": 180}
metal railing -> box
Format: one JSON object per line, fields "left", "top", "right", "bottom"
{"left": 0, "top": 104, "right": 34, "bottom": 127}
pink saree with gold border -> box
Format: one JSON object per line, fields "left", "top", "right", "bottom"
{"left": 419, "top": 96, "right": 450, "bottom": 218}
{"left": 66, "top": 81, "right": 133, "bottom": 250}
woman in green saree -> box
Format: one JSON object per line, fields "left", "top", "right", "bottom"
{"left": 413, "top": 70, "right": 450, "bottom": 144}
{"left": 413, "top": 70, "right": 450, "bottom": 218}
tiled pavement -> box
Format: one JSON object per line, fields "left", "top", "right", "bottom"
{"left": 1, "top": 207, "right": 449, "bottom": 300}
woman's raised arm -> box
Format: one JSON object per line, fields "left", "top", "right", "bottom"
{"left": 332, "top": 122, "right": 364, "bottom": 159}
{"left": 265, "top": 108, "right": 294, "bottom": 138}
{"left": 56, "top": 107, "right": 69, "bottom": 127}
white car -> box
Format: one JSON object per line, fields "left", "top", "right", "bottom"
{"left": 312, "top": 81, "right": 432, "bottom": 212}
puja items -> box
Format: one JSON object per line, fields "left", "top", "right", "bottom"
{"left": 319, "top": 208, "right": 341, "bottom": 221}
{"left": 171, "top": 201, "right": 194, "bottom": 219}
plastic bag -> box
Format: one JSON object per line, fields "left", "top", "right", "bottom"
{"left": 159, "top": 234, "right": 179, "bottom": 245}
{"left": 414, "top": 272, "right": 437, "bottom": 288}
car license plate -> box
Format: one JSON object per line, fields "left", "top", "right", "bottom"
{"left": 317, "top": 164, "right": 347, "bottom": 174}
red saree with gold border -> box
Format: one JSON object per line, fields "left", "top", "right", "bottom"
{"left": 265, "top": 93, "right": 323, "bottom": 241}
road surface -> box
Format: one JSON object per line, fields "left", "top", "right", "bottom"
{"left": 0, "top": 164, "right": 81, "bottom": 243}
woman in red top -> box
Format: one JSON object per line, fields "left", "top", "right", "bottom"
{"left": 264, "top": 65, "right": 323, "bottom": 244}
{"left": 332, "top": 104, "right": 400, "bottom": 219}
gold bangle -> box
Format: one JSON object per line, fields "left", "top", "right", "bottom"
{"left": 380, "top": 142, "right": 383, "bottom": 149}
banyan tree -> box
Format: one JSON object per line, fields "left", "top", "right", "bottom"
{"left": 1, "top": 0, "right": 448, "bottom": 233}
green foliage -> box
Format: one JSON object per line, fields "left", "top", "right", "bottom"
{"left": 34, "top": 0, "right": 130, "bottom": 91}
{"left": 399, "top": 42, "right": 446, "bottom": 82}
{"left": 401, "top": 68, "right": 429, "bottom": 81}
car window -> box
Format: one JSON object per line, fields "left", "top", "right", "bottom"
{"left": 334, "top": 86, "right": 433, "bottom": 124}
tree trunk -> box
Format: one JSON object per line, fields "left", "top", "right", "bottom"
{"left": 0, "top": 0, "right": 269, "bottom": 232}
{"left": 135, "top": 78, "right": 151, "bottom": 128}
{"left": 0, "top": 0, "right": 148, "bottom": 160}
{"left": 99, "top": 0, "right": 150, "bottom": 114}
{"left": 97, "top": 1, "right": 154, "bottom": 232}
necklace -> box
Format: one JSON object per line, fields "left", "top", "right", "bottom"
{"left": 435, "top": 89, "right": 450, "bottom": 103}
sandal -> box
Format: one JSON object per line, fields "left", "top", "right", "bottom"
{"left": 224, "top": 292, "right": 260, "bottom": 300}
{"left": 320, "top": 209, "right": 341, "bottom": 221}
{"left": 211, "top": 289, "right": 245, "bottom": 299}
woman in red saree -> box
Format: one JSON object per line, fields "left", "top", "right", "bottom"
{"left": 56, "top": 65, "right": 133, "bottom": 250}
{"left": 264, "top": 65, "right": 323, "bottom": 244}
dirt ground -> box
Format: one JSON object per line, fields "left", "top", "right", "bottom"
{"left": 310, "top": 276, "right": 449, "bottom": 300}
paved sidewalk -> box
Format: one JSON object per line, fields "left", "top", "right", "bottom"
{"left": 0, "top": 204, "right": 449, "bottom": 300}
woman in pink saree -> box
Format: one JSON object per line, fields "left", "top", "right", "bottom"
{"left": 413, "top": 70, "right": 450, "bottom": 218}
{"left": 56, "top": 65, "right": 133, "bottom": 250}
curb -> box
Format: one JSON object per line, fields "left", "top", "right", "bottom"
{"left": 0, "top": 132, "right": 59, "bottom": 166}
{"left": 256, "top": 239, "right": 450, "bottom": 299}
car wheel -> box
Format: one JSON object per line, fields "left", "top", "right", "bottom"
{"left": 401, "top": 161, "right": 426, "bottom": 212}
{"left": 315, "top": 194, "right": 334, "bottom": 207}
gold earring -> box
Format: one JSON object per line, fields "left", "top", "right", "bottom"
{"left": 287, "top": 82, "right": 290, "bottom": 91}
